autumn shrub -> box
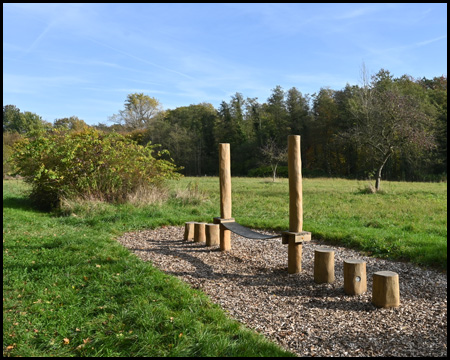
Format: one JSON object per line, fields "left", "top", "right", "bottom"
{"left": 3, "top": 131, "right": 23, "bottom": 178}
{"left": 10, "top": 128, "right": 181, "bottom": 210}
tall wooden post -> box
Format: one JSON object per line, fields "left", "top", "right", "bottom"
{"left": 283, "top": 135, "right": 311, "bottom": 273}
{"left": 219, "top": 143, "right": 232, "bottom": 219}
{"left": 218, "top": 143, "right": 232, "bottom": 251}
{"left": 288, "top": 135, "right": 303, "bottom": 233}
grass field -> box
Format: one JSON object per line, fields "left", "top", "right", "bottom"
{"left": 171, "top": 177, "right": 447, "bottom": 270}
{"left": 3, "top": 177, "right": 447, "bottom": 357}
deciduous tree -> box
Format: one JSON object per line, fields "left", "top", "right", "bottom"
{"left": 109, "top": 93, "right": 164, "bottom": 130}
{"left": 345, "top": 69, "right": 436, "bottom": 191}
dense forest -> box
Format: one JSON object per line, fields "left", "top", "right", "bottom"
{"left": 3, "top": 69, "right": 447, "bottom": 187}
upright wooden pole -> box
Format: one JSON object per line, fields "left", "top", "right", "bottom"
{"left": 218, "top": 143, "right": 232, "bottom": 251}
{"left": 288, "top": 135, "right": 303, "bottom": 233}
{"left": 287, "top": 135, "right": 303, "bottom": 273}
{"left": 219, "top": 143, "right": 232, "bottom": 219}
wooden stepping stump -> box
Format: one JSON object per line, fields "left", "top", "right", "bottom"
{"left": 184, "top": 221, "right": 195, "bottom": 241}
{"left": 194, "top": 222, "right": 206, "bottom": 243}
{"left": 343, "top": 259, "right": 367, "bottom": 295}
{"left": 314, "top": 248, "right": 335, "bottom": 284}
{"left": 213, "top": 217, "right": 234, "bottom": 252}
{"left": 205, "top": 223, "right": 219, "bottom": 246}
{"left": 372, "top": 271, "right": 400, "bottom": 308}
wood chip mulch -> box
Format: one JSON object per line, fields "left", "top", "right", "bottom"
{"left": 117, "top": 225, "right": 447, "bottom": 357}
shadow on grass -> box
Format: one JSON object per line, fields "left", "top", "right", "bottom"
{"left": 3, "top": 196, "right": 34, "bottom": 211}
{"left": 3, "top": 195, "right": 51, "bottom": 214}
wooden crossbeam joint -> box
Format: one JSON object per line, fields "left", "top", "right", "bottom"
{"left": 213, "top": 217, "right": 235, "bottom": 224}
{"left": 281, "top": 231, "right": 311, "bottom": 244}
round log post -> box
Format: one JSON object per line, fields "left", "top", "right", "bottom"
{"left": 219, "top": 143, "right": 232, "bottom": 251}
{"left": 194, "top": 222, "right": 206, "bottom": 243}
{"left": 288, "top": 241, "right": 303, "bottom": 273}
{"left": 205, "top": 223, "right": 220, "bottom": 246}
{"left": 184, "top": 221, "right": 196, "bottom": 241}
{"left": 343, "top": 259, "right": 367, "bottom": 295}
{"left": 314, "top": 248, "right": 335, "bottom": 283}
{"left": 287, "top": 135, "right": 303, "bottom": 273}
{"left": 288, "top": 135, "right": 303, "bottom": 233}
{"left": 219, "top": 143, "right": 232, "bottom": 219}
{"left": 372, "top": 271, "right": 400, "bottom": 308}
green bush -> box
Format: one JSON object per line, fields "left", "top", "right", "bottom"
{"left": 3, "top": 131, "right": 23, "bottom": 178}
{"left": 10, "top": 128, "right": 181, "bottom": 210}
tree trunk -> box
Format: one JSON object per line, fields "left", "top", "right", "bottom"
{"left": 375, "top": 149, "right": 393, "bottom": 192}
{"left": 272, "top": 164, "right": 277, "bottom": 182}
{"left": 375, "top": 169, "right": 382, "bottom": 192}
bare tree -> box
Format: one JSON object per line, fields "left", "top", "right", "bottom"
{"left": 260, "top": 138, "right": 288, "bottom": 182}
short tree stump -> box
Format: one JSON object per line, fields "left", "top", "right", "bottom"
{"left": 184, "top": 221, "right": 196, "bottom": 241}
{"left": 314, "top": 248, "right": 335, "bottom": 284}
{"left": 343, "top": 259, "right": 367, "bottom": 295}
{"left": 205, "top": 223, "right": 219, "bottom": 246}
{"left": 372, "top": 271, "right": 400, "bottom": 308}
{"left": 194, "top": 222, "right": 207, "bottom": 243}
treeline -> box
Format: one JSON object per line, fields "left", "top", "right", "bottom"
{"left": 3, "top": 68, "right": 447, "bottom": 185}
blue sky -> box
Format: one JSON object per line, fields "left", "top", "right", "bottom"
{"left": 3, "top": 3, "right": 447, "bottom": 126}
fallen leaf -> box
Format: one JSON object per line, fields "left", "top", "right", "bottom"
{"left": 63, "top": 338, "right": 70, "bottom": 345}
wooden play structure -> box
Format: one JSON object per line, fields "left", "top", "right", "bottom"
{"left": 183, "top": 134, "right": 400, "bottom": 307}
{"left": 212, "top": 135, "right": 311, "bottom": 274}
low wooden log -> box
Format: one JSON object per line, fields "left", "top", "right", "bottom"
{"left": 194, "top": 222, "right": 206, "bottom": 243}
{"left": 205, "top": 223, "right": 219, "bottom": 246}
{"left": 184, "top": 221, "right": 196, "bottom": 241}
{"left": 372, "top": 271, "right": 400, "bottom": 308}
{"left": 314, "top": 248, "right": 335, "bottom": 284}
{"left": 343, "top": 259, "right": 367, "bottom": 295}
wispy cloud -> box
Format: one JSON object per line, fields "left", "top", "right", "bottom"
{"left": 4, "top": 74, "right": 89, "bottom": 94}
{"left": 415, "top": 35, "right": 447, "bottom": 47}
{"left": 25, "top": 21, "right": 56, "bottom": 53}
{"left": 86, "top": 37, "right": 197, "bottom": 81}
{"left": 333, "top": 4, "right": 386, "bottom": 20}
